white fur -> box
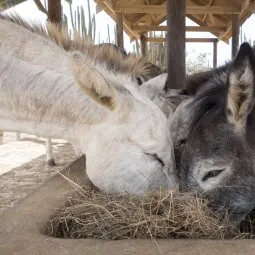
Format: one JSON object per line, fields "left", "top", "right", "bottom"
{"left": 139, "top": 74, "right": 178, "bottom": 117}
{"left": 0, "top": 20, "right": 172, "bottom": 166}
{"left": 0, "top": 21, "right": 176, "bottom": 194}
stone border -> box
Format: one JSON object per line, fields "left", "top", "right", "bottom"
{"left": 0, "top": 156, "right": 255, "bottom": 255}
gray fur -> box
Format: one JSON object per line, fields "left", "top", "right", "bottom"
{"left": 170, "top": 43, "right": 255, "bottom": 222}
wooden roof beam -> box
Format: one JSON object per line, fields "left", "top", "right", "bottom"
{"left": 130, "top": 0, "right": 166, "bottom": 26}
{"left": 241, "top": 0, "right": 252, "bottom": 14}
{"left": 132, "top": 25, "right": 227, "bottom": 33}
{"left": 187, "top": 0, "right": 229, "bottom": 25}
{"left": 145, "top": 0, "right": 156, "bottom": 23}
{"left": 145, "top": 37, "right": 218, "bottom": 43}
{"left": 202, "top": 0, "right": 214, "bottom": 22}
{"left": 185, "top": 0, "right": 228, "bottom": 43}
{"left": 114, "top": 5, "right": 241, "bottom": 15}
{"left": 219, "top": 0, "right": 255, "bottom": 40}
{"left": 95, "top": 0, "right": 141, "bottom": 40}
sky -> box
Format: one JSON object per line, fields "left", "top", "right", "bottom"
{"left": 5, "top": 0, "right": 255, "bottom": 67}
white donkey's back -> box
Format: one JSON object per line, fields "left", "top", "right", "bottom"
{"left": 0, "top": 16, "right": 176, "bottom": 194}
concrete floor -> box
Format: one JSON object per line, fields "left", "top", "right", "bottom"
{"left": 0, "top": 156, "right": 255, "bottom": 255}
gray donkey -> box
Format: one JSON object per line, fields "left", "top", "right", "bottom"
{"left": 169, "top": 43, "right": 255, "bottom": 222}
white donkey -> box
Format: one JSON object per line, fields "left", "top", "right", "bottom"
{"left": 0, "top": 15, "right": 166, "bottom": 166}
{"left": 0, "top": 16, "right": 176, "bottom": 194}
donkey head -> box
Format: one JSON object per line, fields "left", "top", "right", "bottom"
{"left": 69, "top": 52, "right": 176, "bottom": 194}
{"left": 136, "top": 62, "right": 163, "bottom": 85}
{"left": 170, "top": 43, "right": 255, "bottom": 222}
{"left": 139, "top": 73, "right": 187, "bottom": 117}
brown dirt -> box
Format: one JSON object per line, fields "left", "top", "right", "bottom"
{"left": 0, "top": 140, "right": 76, "bottom": 215}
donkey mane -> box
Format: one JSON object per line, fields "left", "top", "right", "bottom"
{"left": 179, "top": 63, "right": 232, "bottom": 129}
{"left": 181, "top": 57, "right": 255, "bottom": 131}
{"left": 183, "top": 63, "right": 230, "bottom": 96}
{"left": 0, "top": 13, "right": 157, "bottom": 79}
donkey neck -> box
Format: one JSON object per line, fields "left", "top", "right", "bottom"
{"left": 0, "top": 52, "right": 110, "bottom": 144}
{"left": 0, "top": 18, "right": 136, "bottom": 86}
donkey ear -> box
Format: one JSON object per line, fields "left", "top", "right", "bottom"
{"left": 140, "top": 73, "right": 168, "bottom": 95}
{"left": 226, "top": 43, "right": 255, "bottom": 130}
{"left": 70, "top": 52, "right": 116, "bottom": 111}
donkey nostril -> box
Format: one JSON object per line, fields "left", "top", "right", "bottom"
{"left": 136, "top": 77, "right": 143, "bottom": 85}
{"left": 179, "top": 139, "right": 187, "bottom": 146}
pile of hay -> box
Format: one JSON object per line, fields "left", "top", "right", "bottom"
{"left": 45, "top": 185, "right": 253, "bottom": 240}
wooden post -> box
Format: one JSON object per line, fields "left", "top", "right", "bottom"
{"left": 232, "top": 15, "right": 239, "bottom": 59}
{"left": 141, "top": 35, "right": 147, "bottom": 57}
{"left": 213, "top": 40, "right": 218, "bottom": 68}
{"left": 0, "top": 130, "right": 3, "bottom": 144}
{"left": 167, "top": 0, "right": 186, "bottom": 89}
{"left": 47, "top": 0, "right": 61, "bottom": 24}
{"left": 116, "top": 13, "right": 124, "bottom": 49}
{"left": 15, "top": 132, "right": 20, "bottom": 141}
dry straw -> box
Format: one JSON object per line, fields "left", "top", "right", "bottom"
{"left": 44, "top": 182, "right": 255, "bottom": 240}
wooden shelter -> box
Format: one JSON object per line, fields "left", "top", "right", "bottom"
{"left": 96, "top": 0, "right": 255, "bottom": 88}
{"left": 95, "top": 0, "right": 255, "bottom": 43}
{"left": 1, "top": 0, "right": 255, "bottom": 89}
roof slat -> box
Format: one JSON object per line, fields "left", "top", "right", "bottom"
{"left": 145, "top": 37, "right": 218, "bottom": 43}
{"left": 132, "top": 25, "right": 227, "bottom": 33}
{"left": 2, "top": 0, "right": 255, "bottom": 42}
{"left": 114, "top": 5, "right": 241, "bottom": 15}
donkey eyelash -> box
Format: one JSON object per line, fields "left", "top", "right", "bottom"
{"left": 145, "top": 153, "right": 165, "bottom": 167}
{"left": 202, "top": 169, "right": 225, "bottom": 182}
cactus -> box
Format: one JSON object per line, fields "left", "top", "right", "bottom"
{"left": 135, "top": 40, "right": 140, "bottom": 54}
{"left": 43, "top": 0, "right": 47, "bottom": 10}
{"left": 87, "top": 0, "right": 92, "bottom": 39}
{"left": 63, "top": 14, "right": 68, "bottom": 27}
{"left": 77, "top": 6, "right": 81, "bottom": 35}
{"left": 92, "top": 15, "right": 96, "bottom": 42}
{"left": 98, "top": 31, "right": 101, "bottom": 45}
{"left": 65, "top": 0, "right": 97, "bottom": 43}
{"left": 107, "top": 24, "right": 111, "bottom": 43}
{"left": 69, "top": 3, "right": 75, "bottom": 29}
{"left": 145, "top": 37, "right": 167, "bottom": 70}
{"left": 80, "top": 6, "right": 86, "bottom": 37}
{"left": 114, "top": 25, "right": 117, "bottom": 45}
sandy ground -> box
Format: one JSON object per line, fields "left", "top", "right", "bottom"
{"left": 0, "top": 132, "right": 77, "bottom": 215}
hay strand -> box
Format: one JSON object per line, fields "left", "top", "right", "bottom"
{"left": 45, "top": 186, "right": 246, "bottom": 240}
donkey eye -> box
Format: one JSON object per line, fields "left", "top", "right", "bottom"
{"left": 137, "top": 77, "right": 143, "bottom": 85}
{"left": 202, "top": 169, "right": 224, "bottom": 182}
{"left": 145, "top": 153, "right": 165, "bottom": 167}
